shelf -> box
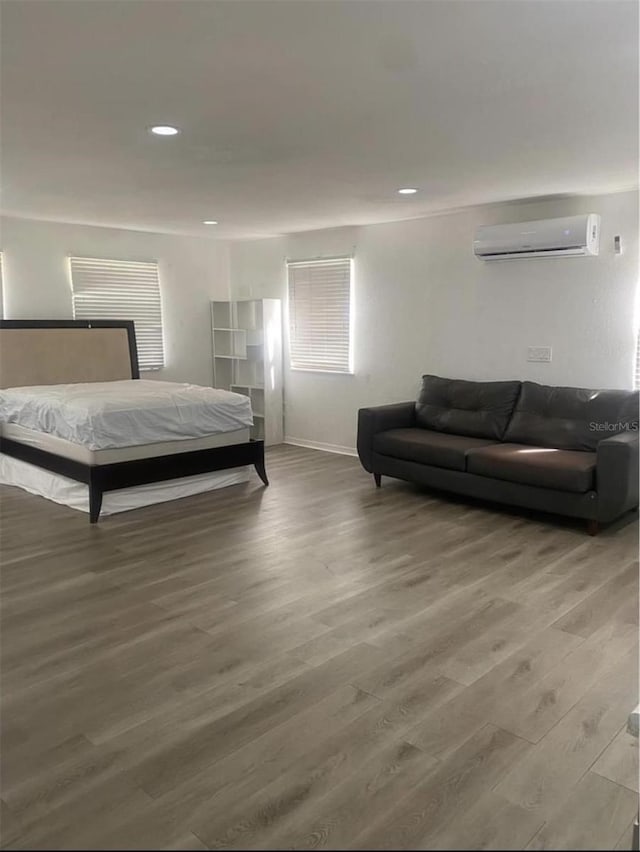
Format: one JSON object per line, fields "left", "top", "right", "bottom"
{"left": 211, "top": 302, "right": 233, "bottom": 328}
{"left": 213, "top": 328, "right": 247, "bottom": 358}
{"left": 246, "top": 329, "right": 263, "bottom": 346}
{"left": 213, "top": 356, "right": 233, "bottom": 391}
{"left": 236, "top": 300, "right": 263, "bottom": 331}
{"left": 250, "top": 386, "right": 265, "bottom": 417}
{"left": 211, "top": 299, "right": 282, "bottom": 446}
{"left": 235, "top": 359, "right": 263, "bottom": 387}
{"left": 213, "top": 330, "right": 263, "bottom": 342}
{"left": 251, "top": 419, "right": 265, "bottom": 441}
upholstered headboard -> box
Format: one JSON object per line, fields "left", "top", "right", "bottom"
{"left": 0, "top": 320, "right": 140, "bottom": 388}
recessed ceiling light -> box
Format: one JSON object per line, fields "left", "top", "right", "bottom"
{"left": 203, "top": 220, "right": 218, "bottom": 225}
{"left": 398, "top": 187, "right": 418, "bottom": 195}
{"left": 149, "top": 125, "right": 180, "bottom": 136}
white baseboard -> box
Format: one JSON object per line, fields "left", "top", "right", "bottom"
{"left": 284, "top": 436, "right": 358, "bottom": 457}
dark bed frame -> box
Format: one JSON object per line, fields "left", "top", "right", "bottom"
{"left": 0, "top": 319, "right": 268, "bottom": 523}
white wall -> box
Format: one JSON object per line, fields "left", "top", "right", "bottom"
{"left": 1, "top": 216, "right": 230, "bottom": 386}
{"left": 230, "top": 190, "right": 639, "bottom": 453}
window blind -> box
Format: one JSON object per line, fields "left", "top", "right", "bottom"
{"left": 70, "top": 256, "right": 164, "bottom": 371}
{"left": 287, "top": 257, "right": 353, "bottom": 373}
{"left": 0, "top": 253, "right": 4, "bottom": 320}
{"left": 635, "top": 331, "right": 640, "bottom": 391}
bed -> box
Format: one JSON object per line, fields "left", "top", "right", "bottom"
{"left": 0, "top": 319, "right": 268, "bottom": 522}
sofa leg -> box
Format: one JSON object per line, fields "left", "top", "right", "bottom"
{"left": 373, "top": 473, "right": 382, "bottom": 488}
{"left": 587, "top": 519, "right": 599, "bottom": 536}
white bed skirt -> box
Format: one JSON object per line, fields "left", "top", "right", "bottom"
{"left": 0, "top": 454, "right": 250, "bottom": 516}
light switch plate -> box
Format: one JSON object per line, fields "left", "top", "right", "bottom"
{"left": 527, "top": 346, "right": 552, "bottom": 362}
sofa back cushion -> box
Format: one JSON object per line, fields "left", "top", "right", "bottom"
{"left": 504, "top": 381, "right": 639, "bottom": 451}
{"left": 415, "top": 375, "right": 522, "bottom": 440}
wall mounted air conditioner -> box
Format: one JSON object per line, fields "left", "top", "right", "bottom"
{"left": 474, "top": 214, "right": 600, "bottom": 260}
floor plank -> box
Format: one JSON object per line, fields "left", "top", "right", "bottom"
{"left": 494, "top": 644, "right": 639, "bottom": 818}
{"left": 592, "top": 726, "right": 640, "bottom": 793}
{"left": 613, "top": 818, "right": 638, "bottom": 850}
{"left": 254, "top": 739, "right": 439, "bottom": 850}
{"left": 489, "top": 620, "right": 638, "bottom": 743}
{"left": 351, "top": 724, "right": 530, "bottom": 849}
{"left": 525, "top": 771, "right": 638, "bottom": 850}
{"left": 404, "top": 626, "right": 584, "bottom": 759}
{"left": 551, "top": 560, "right": 639, "bottom": 637}
{"left": 425, "top": 790, "right": 543, "bottom": 851}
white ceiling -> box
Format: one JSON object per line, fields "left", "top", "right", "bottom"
{"left": 1, "top": 0, "right": 638, "bottom": 239}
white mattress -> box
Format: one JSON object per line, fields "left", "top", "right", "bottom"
{"left": 0, "top": 455, "right": 250, "bottom": 516}
{"left": 0, "top": 380, "right": 253, "bottom": 450}
{"left": 1, "top": 423, "right": 250, "bottom": 465}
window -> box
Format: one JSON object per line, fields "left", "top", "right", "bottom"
{"left": 70, "top": 256, "right": 164, "bottom": 371}
{"left": 635, "top": 332, "right": 640, "bottom": 390}
{"left": 287, "top": 257, "right": 353, "bottom": 373}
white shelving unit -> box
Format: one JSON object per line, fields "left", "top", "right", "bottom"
{"left": 211, "top": 299, "right": 283, "bottom": 445}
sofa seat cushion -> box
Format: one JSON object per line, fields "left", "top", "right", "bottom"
{"left": 466, "top": 443, "right": 596, "bottom": 493}
{"left": 373, "top": 428, "right": 499, "bottom": 472}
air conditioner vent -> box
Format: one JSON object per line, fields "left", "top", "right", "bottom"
{"left": 474, "top": 214, "right": 600, "bottom": 261}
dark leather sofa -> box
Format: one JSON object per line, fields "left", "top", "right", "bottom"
{"left": 357, "top": 375, "right": 639, "bottom": 534}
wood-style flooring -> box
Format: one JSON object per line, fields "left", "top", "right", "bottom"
{"left": 0, "top": 445, "right": 638, "bottom": 850}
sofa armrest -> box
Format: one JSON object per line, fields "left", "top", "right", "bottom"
{"left": 357, "top": 402, "right": 416, "bottom": 472}
{"left": 596, "top": 431, "right": 639, "bottom": 521}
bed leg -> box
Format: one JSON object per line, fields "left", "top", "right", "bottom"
{"left": 254, "top": 459, "right": 269, "bottom": 486}
{"left": 253, "top": 444, "right": 269, "bottom": 486}
{"left": 89, "top": 485, "right": 103, "bottom": 524}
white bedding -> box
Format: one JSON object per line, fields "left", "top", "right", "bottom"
{"left": 0, "top": 380, "right": 253, "bottom": 450}
{"left": 0, "top": 455, "right": 250, "bottom": 515}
